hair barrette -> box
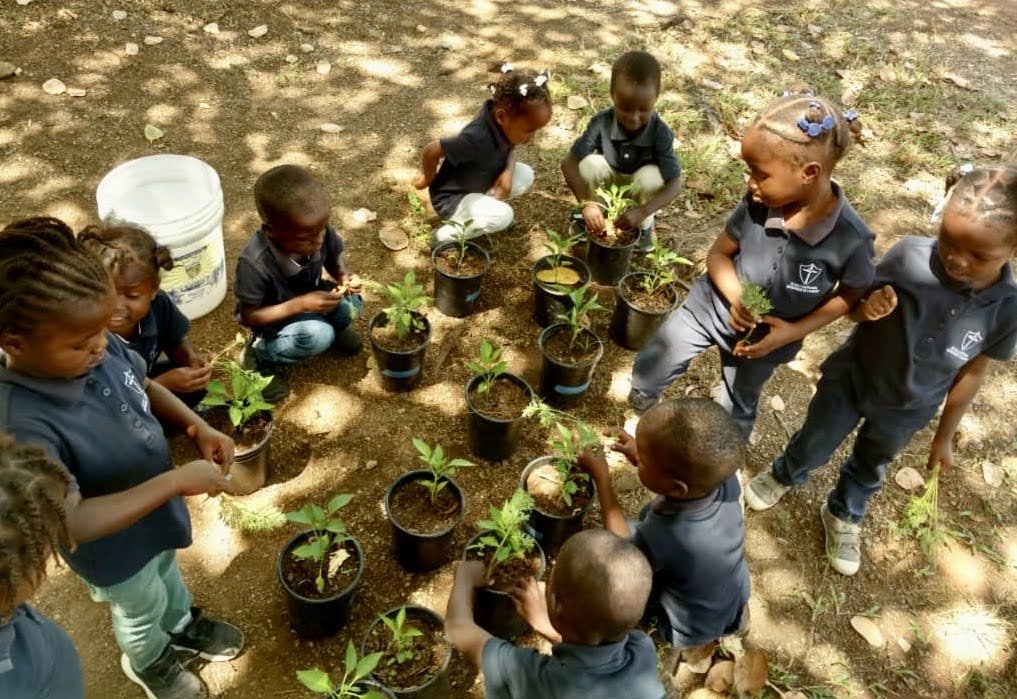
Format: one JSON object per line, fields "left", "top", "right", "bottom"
{"left": 488, "top": 85, "right": 497, "bottom": 94}
{"left": 843, "top": 108, "right": 859, "bottom": 122}
{"left": 500, "top": 62, "right": 513, "bottom": 73}
{"left": 519, "top": 83, "right": 529, "bottom": 96}
{"left": 958, "top": 163, "right": 974, "bottom": 176}
{"left": 796, "top": 114, "right": 836, "bottom": 138}
{"left": 533, "top": 73, "right": 548, "bottom": 87}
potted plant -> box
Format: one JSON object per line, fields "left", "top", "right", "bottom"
{"left": 464, "top": 489, "right": 546, "bottom": 640}
{"left": 367, "top": 272, "right": 433, "bottom": 392}
{"left": 464, "top": 339, "right": 534, "bottom": 461}
{"left": 385, "top": 438, "right": 472, "bottom": 572}
{"left": 737, "top": 281, "right": 773, "bottom": 347}
{"left": 538, "top": 286, "right": 606, "bottom": 403}
{"left": 277, "top": 493, "right": 364, "bottom": 639}
{"left": 531, "top": 227, "right": 591, "bottom": 327}
{"left": 361, "top": 605, "right": 452, "bottom": 699}
{"left": 430, "top": 219, "right": 491, "bottom": 318}
{"left": 609, "top": 242, "right": 693, "bottom": 350}
{"left": 573, "top": 183, "right": 641, "bottom": 285}
{"left": 297, "top": 641, "right": 394, "bottom": 698}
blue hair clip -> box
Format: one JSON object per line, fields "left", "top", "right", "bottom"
{"left": 843, "top": 108, "right": 859, "bottom": 122}
{"left": 797, "top": 114, "right": 837, "bottom": 138}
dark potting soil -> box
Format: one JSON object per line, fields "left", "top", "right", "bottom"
{"left": 434, "top": 246, "right": 486, "bottom": 277}
{"left": 371, "top": 321, "right": 429, "bottom": 353}
{"left": 466, "top": 547, "right": 542, "bottom": 592}
{"left": 469, "top": 376, "right": 530, "bottom": 421}
{"left": 621, "top": 275, "right": 678, "bottom": 313}
{"left": 588, "top": 222, "right": 638, "bottom": 247}
{"left": 364, "top": 610, "right": 449, "bottom": 690}
{"left": 281, "top": 539, "right": 360, "bottom": 600}
{"left": 204, "top": 410, "right": 270, "bottom": 453}
{"left": 525, "top": 463, "right": 593, "bottom": 517}
{"left": 543, "top": 326, "right": 600, "bottom": 365}
{"left": 389, "top": 478, "right": 461, "bottom": 535}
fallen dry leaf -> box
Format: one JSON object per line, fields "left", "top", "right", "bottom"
{"left": 42, "top": 78, "right": 66, "bottom": 95}
{"left": 897, "top": 636, "right": 912, "bottom": 653}
{"left": 941, "top": 72, "right": 978, "bottom": 91}
{"left": 112, "top": 10, "right": 127, "bottom": 20}
{"left": 143, "top": 124, "right": 165, "bottom": 142}
{"left": 850, "top": 615, "right": 885, "bottom": 647}
{"left": 379, "top": 223, "right": 409, "bottom": 251}
{"left": 769, "top": 395, "right": 786, "bottom": 412}
{"left": 143, "top": 35, "right": 164, "bottom": 46}
{"left": 248, "top": 24, "right": 268, "bottom": 39}
{"left": 705, "top": 660, "right": 735, "bottom": 693}
{"left": 566, "top": 95, "right": 589, "bottom": 110}
{"left": 203, "top": 22, "right": 220, "bottom": 34}
{"left": 320, "top": 122, "right": 344, "bottom": 134}
{"left": 535, "top": 267, "right": 581, "bottom": 286}
{"left": 894, "top": 466, "right": 925, "bottom": 491}
{"left": 981, "top": 460, "right": 1003, "bottom": 487}
{"left": 327, "top": 547, "right": 350, "bottom": 578}
{"left": 782, "top": 48, "right": 801, "bottom": 62}
{"left": 733, "top": 650, "right": 768, "bottom": 694}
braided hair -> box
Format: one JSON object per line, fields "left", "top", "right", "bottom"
{"left": 0, "top": 217, "right": 113, "bottom": 337}
{"left": 943, "top": 164, "right": 1017, "bottom": 243}
{"left": 752, "top": 89, "right": 864, "bottom": 166}
{"left": 487, "top": 64, "right": 551, "bottom": 116}
{"left": 79, "top": 223, "right": 174, "bottom": 281}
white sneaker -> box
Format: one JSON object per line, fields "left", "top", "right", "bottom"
{"left": 744, "top": 471, "right": 790, "bottom": 511}
{"left": 821, "top": 503, "right": 861, "bottom": 576}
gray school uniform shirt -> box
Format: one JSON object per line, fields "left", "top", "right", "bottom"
{"left": 0, "top": 604, "right": 83, "bottom": 699}
{"left": 570, "top": 108, "right": 681, "bottom": 180}
{"left": 125, "top": 289, "right": 191, "bottom": 376}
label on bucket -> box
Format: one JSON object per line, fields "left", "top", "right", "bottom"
{"left": 382, "top": 365, "right": 421, "bottom": 379}
{"left": 161, "top": 235, "right": 226, "bottom": 320}
{"left": 465, "top": 289, "right": 481, "bottom": 303}
{"left": 553, "top": 381, "right": 591, "bottom": 396}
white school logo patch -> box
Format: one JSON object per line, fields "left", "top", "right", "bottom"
{"left": 946, "top": 329, "right": 983, "bottom": 362}
{"left": 123, "top": 368, "right": 150, "bottom": 412}
{"left": 799, "top": 262, "right": 822, "bottom": 286}
{"left": 961, "top": 330, "right": 983, "bottom": 352}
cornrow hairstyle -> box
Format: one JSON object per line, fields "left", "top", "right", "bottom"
{"left": 0, "top": 434, "right": 74, "bottom": 602}
{"left": 79, "top": 223, "right": 173, "bottom": 280}
{"left": 610, "top": 50, "right": 662, "bottom": 94}
{"left": 253, "top": 164, "right": 329, "bottom": 227}
{"left": 944, "top": 163, "right": 1017, "bottom": 243}
{"left": 486, "top": 63, "right": 551, "bottom": 116}
{"left": 0, "top": 217, "right": 113, "bottom": 337}
{"left": 752, "top": 89, "right": 864, "bottom": 166}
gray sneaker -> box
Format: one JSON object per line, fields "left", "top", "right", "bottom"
{"left": 821, "top": 503, "right": 861, "bottom": 576}
{"left": 121, "top": 645, "right": 207, "bottom": 699}
{"left": 744, "top": 471, "right": 791, "bottom": 511}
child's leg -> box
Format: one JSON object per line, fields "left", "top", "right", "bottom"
{"left": 630, "top": 164, "right": 665, "bottom": 230}
{"left": 253, "top": 313, "right": 336, "bottom": 366}
{"left": 324, "top": 294, "right": 364, "bottom": 354}
{"left": 716, "top": 353, "right": 781, "bottom": 439}
{"left": 507, "top": 161, "right": 534, "bottom": 199}
{"left": 432, "top": 193, "right": 514, "bottom": 242}
{"left": 157, "top": 551, "right": 195, "bottom": 634}
{"left": 630, "top": 304, "right": 714, "bottom": 411}
{"left": 577, "top": 153, "right": 618, "bottom": 190}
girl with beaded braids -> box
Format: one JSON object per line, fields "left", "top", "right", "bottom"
{"left": 413, "top": 64, "right": 553, "bottom": 244}
{"left": 630, "top": 89, "right": 873, "bottom": 440}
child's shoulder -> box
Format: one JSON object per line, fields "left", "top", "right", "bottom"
{"left": 831, "top": 193, "right": 874, "bottom": 243}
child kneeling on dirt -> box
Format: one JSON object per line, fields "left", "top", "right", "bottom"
{"left": 447, "top": 529, "right": 666, "bottom": 699}
{"left": 562, "top": 50, "right": 681, "bottom": 251}
{"left": 236, "top": 164, "right": 364, "bottom": 400}
{"left": 580, "top": 397, "right": 751, "bottom": 660}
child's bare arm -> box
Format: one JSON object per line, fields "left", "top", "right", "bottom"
{"left": 615, "top": 177, "right": 682, "bottom": 231}
{"left": 928, "top": 354, "right": 990, "bottom": 472}
{"left": 488, "top": 152, "right": 516, "bottom": 200}
{"left": 561, "top": 151, "right": 594, "bottom": 203}
{"left": 155, "top": 339, "right": 213, "bottom": 394}
{"left": 577, "top": 448, "right": 631, "bottom": 538}
{"left": 706, "top": 233, "right": 756, "bottom": 332}
{"left": 238, "top": 295, "right": 341, "bottom": 328}
{"left": 446, "top": 560, "right": 494, "bottom": 669}
{"left": 847, "top": 285, "right": 897, "bottom": 323}
{"left": 509, "top": 578, "right": 562, "bottom": 643}
{"left": 412, "top": 140, "right": 444, "bottom": 189}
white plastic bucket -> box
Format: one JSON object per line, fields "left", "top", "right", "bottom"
{"left": 96, "top": 154, "right": 227, "bottom": 320}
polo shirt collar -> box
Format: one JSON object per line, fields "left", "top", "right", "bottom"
{"left": 0, "top": 604, "right": 37, "bottom": 674}
{"left": 481, "top": 99, "right": 511, "bottom": 151}
{"left": 653, "top": 484, "right": 721, "bottom": 516}
{"left": 265, "top": 232, "right": 320, "bottom": 279}
{"left": 764, "top": 182, "right": 847, "bottom": 246}
{"left": 118, "top": 309, "right": 157, "bottom": 346}
{"left": 609, "top": 110, "right": 656, "bottom": 146}
{"left": 552, "top": 636, "right": 631, "bottom": 673}
{"left": 0, "top": 365, "right": 87, "bottom": 404}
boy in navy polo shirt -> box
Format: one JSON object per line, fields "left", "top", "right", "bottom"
{"left": 447, "top": 529, "right": 665, "bottom": 699}
{"left": 746, "top": 165, "right": 1017, "bottom": 576}
{"left": 562, "top": 51, "right": 681, "bottom": 251}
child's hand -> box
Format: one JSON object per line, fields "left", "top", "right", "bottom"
{"left": 577, "top": 446, "right": 610, "bottom": 481}
{"left": 728, "top": 301, "right": 758, "bottom": 333}
{"left": 614, "top": 206, "right": 644, "bottom": 232}
{"left": 300, "top": 291, "right": 343, "bottom": 313}
{"left": 340, "top": 273, "right": 363, "bottom": 295}
{"left": 453, "top": 559, "right": 489, "bottom": 589}
{"left": 158, "top": 365, "right": 213, "bottom": 394}
{"left": 411, "top": 173, "right": 431, "bottom": 190}
{"left": 609, "top": 428, "right": 639, "bottom": 466}
{"left": 860, "top": 285, "right": 897, "bottom": 321}
{"left": 186, "top": 422, "right": 235, "bottom": 469}
{"left": 927, "top": 436, "right": 953, "bottom": 472}
{"left": 733, "top": 316, "right": 798, "bottom": 359}
{"left": 582, "top": 202, "right": 605, "bottom": 233}
{"left": 175, "top": 459, "right": 235, "bottom": 497}
{"left": 509, "top": 577, "right": 548, "bottom": 625}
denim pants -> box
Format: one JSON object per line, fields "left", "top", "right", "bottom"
{"left": 253, "top": 295, "right": 363, "bottom": 367}
{"left": 85, "top": 550, "right": 193, "bottom": 671}
{"left": 771, "top": 368, "right": 937, "bottom": 523}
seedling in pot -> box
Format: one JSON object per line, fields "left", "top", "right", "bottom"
{"left": 555, "top": 286, "right": 606, "bottom": 351}
{"left": 738, "top": 281, "right": 773, "bottom": 345}
{"left": 285, "top": 493, "right": 355, "bottom": 594}
{"left": 470, "top": 489, "right": 537, "bottom": 580}
{"left": 297, "top": 641, "right": 385, "bottom": 699}
{"left": 199, "top": 359, "right": 275, "bottom": 429}
{"left": 466, "top": 339, "right": 508, "bottom": 394}
{"left": 535, "top": 228, "right": 585, "bottom": 289}
{"left": 379, "top": 606, "right": 423, "bottom": 666}
{"left": 440, "top": 218, "right": 476, "bottom": 267}
{"left": 593, "top": 182, "right": 640, "bottom": 243}
{"left": 545, "top": 420, "right": 599, "bottom": 507}
{"left": 365, "top": 271, "right": 432, "bottom": 340}
{"left": 412, "top": 437, "right": 474, "bottom": 504}
{"left": 640, "top": 243, "right": 693, "bottom": 296}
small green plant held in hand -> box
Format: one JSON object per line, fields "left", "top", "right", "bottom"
{"left": 412, "top": 437, "right": 474, "bottom": 504}
{"left": 379, "top": 607, "right": 423, "bottom": 666}
{"left": 593, "top": 182, "right": 640, "bottom": 241}
{"left": 297, "top": 641, "right": 385, "bottom": 699}
{"left": 365, "top": 271, "right": 432, "bottom": 340}
{"left": 198, "top": 360, "right": 275, "bottom": 428}
{"left": 739, "top": 281, "right": 773, "bottom": 344}
{"left": 286, "top": 493, "right": 354, "bottom": 594}
{"left": 471, "top": 489, "right": 537, "bottom": 579}
{"left": 555, "top": 285, "right": 606, "bottom": 350}
{"left": 546, "top": 420, "right": 598, "bottom": 507}
{"left": 466, "top": 339, "right": 508, "bottom": 393}
{"left": 900, "top": 465, "right": 943, "bottom": 561}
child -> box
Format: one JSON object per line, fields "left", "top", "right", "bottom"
{"left": 562, "top": 50, "right": 682, "bottom": 251}
{"left": 629, "top": 90, "right": 872, "bottom": 439}
{"left": 79, "top": 224, "right": 212, "bottom": 403}
{"left": 745, "top": 165, "right": 1017, "bottom": 576}
{"left": 236, "top": 164, "right": 364, "bottom": 400}
{"left": 447, "top": 529, "right": 665, "bottom": 699}
{"left": 579, "top": 397, "right": 750, "bottom": 656}
{"left": 414, "top": 65, "right": 552, "bottom": 244}
{"left": 0, "top": 217, "right": 241, "bottom": 699}
{"left": 0, "top": 434, "right": 83, "bottom": 699}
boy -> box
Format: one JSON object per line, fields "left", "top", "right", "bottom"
{"left": 447, "top": 529, "right": 665, "bottom": 699}
{"left": 562, "top": 50, "right": 682, "bottom": 251}
{"left": 235, "top": 165, "right": 363, "bottom": 400}
{"left": 580, "top": 398, "right": 750, "bottom": 655}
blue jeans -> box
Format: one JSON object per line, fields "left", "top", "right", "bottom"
{"left": 771, "top": 369, "right": 936, "bottom": 523}
{"left": 253, "top": 295, "right": 362, "bottom": 367}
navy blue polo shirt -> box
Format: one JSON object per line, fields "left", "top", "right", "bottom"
{"left": 0, "top": 604, "right": 83, "bottom": 699}
{"left": 825, "top": 236, "right": 1017, "bottom": 410}
{"left": 570, "top": 108, "right": 680, "bottom": 181}
{"left": 631, "top": 474, "right": 750, "bottom": 648}
{"left": 0, "top": 335, "right": 191, "bottom": 587}
{"left": 429, "top": 99, "right": 513, "bottom": 218}
{"left": 124, "top": 290, "right": 191, "bottom": 376}
{"left": 482, "top": 630, "right": 665, "bottom": 699}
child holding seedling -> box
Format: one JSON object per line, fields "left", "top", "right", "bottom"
{"left": 415, "top": 65, "right": 552, "bottom": 245}
{"left": 561, "top": 50, "right": 681, "bottom": 251}
{"left": 0, "top": 217, "right": 242, "bottom": 699}
{"left": 746, "top": 164, "right": 1017, "bottom": 576}
{"left": 629, "top": 89, "right": 873, "bottom": 438}
{"left": 447, "top": 529, "right": 666, "bottom": 699}
{"left": 236, "top": 164, "right": 364, "bottom": 400}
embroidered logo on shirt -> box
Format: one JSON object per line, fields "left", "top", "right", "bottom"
{"left": 786, "top": 262, "right": 824, "bottom": 294}
{"left": 946, "top": 330, "right": 983, "bottom": 362}
{"left": 123, "top": 368, "right": 150, "bottom": 412}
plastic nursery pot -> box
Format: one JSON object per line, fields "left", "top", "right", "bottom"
{"left": 431, "top": 241, "right": 491, "bottom": 318}
{"left": 464, "top": 533, "right": 546, "bottom": 640}
{"left": 369, "top": 311, "right": 431, "bottom": 392}
{"left": 464, "top": 373, "right": 534, "bottom": 461}
{"left": 359, "top": 681, "right": 396, "bottom": 699}
{"left": 538, "top": 323, "right": 604, "bottom": 404}
{"left": 571, "top": 218, "right": 637, "bottom": 286}
{"left": 531, "top": 254, "right": 591, "bottom": 328}
{"left": 361, "top": 605, "right": 452, "bottom": 699}
{"left": 227, "top": 413, "right": 273, "bottom": 496}
{"left": 520, "top": 455, "right": 597, "bottom": 556}
{"left": 385, "top": 470, "right": 465, "bottom": 573}
{"left": 277, "top": 532, "right": 365, "bottom": 639}
{"left": 609, "top": 272, "right": 683, "bottom": 351}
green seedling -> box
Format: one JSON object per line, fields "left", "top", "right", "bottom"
{"left": 379, "top": 606, "right": 423, "bottom": 666}
{"left": 900, "top": 465, "right": 943, "bottom": 561}
{"left": 412, "top": 437, "right": 474, "bottom": 504}
{"left": 199, "top": 360, "right": 275, "bottom": 428}
{"left": 286, "top": 493, "right": 354, "bottom": 594}
{"left": 640, "top": 243, "right": 693, "bottom": 296}
{"left": 365, "top": 271, "right": 432, "bottom": 340}
{"left": 593, "top": 182, "right": 640, "bottom": 241}
{"left": 466, "top": 339, "right": 508, "bottom": 394}
{"left": 739, "top": 281, "right": 774, "bottom": 344}
{"left": 297, "top": 641, "right": 385, "bottom": 699}
{"left": 555, "top": 285, "right": 606, "bottom": 351}
{"left": 471, "top": 489, "right": 536, "bottom": 579}
{"left": 439, "top": 218, "right": 475, "bottom": 266}
{"left": 545, "top": 419, "right": 599, "bottom": 507}
{"left": 535, "top": 228, "right": 585, "bottom": 289}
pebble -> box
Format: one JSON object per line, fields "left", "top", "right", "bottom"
{"left": 112, "top": 10, "right": 127, "bottom": 20}
{"left": 248, "top": 24, "right": 268, "bottom": 38}
{"left": 365, "top": 460, "right": 378, "bottom": 470}
{"left": 143, "top": 35, "right": 164, "bottom": 46}
{"left": 566, "top": 95, "right": 588, "bottom": 110}
{"left": 300, "top": 43, "right": 314, "bottom": 53}
{"left": 42, "top": 78, "right": 66, "bottom": 95}
{"left": 203, "top": 22, "right": 220, "bottom": 34}
{"left": 285, "top": 54, "right": 299, "bottom": 64}
{"left": 67, "top": 87, "right": 87, "bottom": 97}
{"left": 0, "top": 62, "right": 16, "bottom": 79}
{"left": 125, "top": 42, "right": 139, "bottom": 55}
{"left": 16, "top": 0, "right": 32, "bottom": 5}
{"left": 319, "top": 122, "right": 344, "bottom": 133}
{"left": 316, "top": 60, "right": 331, "bottom": 75}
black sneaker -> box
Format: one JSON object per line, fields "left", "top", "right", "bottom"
{"left": 332, "top": 327, "right": 363, "bottom": 355}
{"left": 121, "top": 645, "right": 207, "bottom": 699}
{"left": 260, "top": 367, "right": 290, "bottom": 402}
{"left": 170, "top": 607, "right": 244, "bottom": 662}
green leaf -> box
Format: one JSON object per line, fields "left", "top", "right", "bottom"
{"left": 353, "top": 651, "right": 383, "bottom": 681}
{"left": 344, "top": 640, "right": 358, "bottom": 676}
{"left": 198, "top": 394, "right": 227, "bottom": 408}
{"left": 285, "top": 507, "right": 315, "bottom": 526}
{"left": 327, "top": 493, "right": 354, "bottom": 513}
{"left": 447, "top": 458, "right": 474, "bottom": 468}
{"left": 296, "top": 668, "right": 334, "bottom": 694}
{"left": 227, "top": 405, "right": 242, "bottom": 427}
{"left": 325, "top": 520, "right": 347, "bottom": 536}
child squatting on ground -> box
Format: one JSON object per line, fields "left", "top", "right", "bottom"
{"left": 0, "top": 217, "right": 243, "bottom": 699}
{"left": 745, "top": 165, "right": 1017, "bottom": 576}
{"left": 446, "top": 529, "right": 666, "bottom": 699}
{"left": 628, "top": 90, "right": 872, "bottom": 440}
{"left": 561, "top": 50, "right": 682, "bottom": 251}
{"left": 414, "top": 65, "right": 553, "bottom": 244}
{"left": 235, "top": 164, "right": 364, "bottom": 401}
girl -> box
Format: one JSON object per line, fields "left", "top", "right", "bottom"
{"left": 413, "top": 64, "right": 553, "bottom": 244}
{"left": 0, "top": 217, "right": 240, "bottom": 699}
{"left": 746, "top": 165, "right": 1017, "bottom": 576}
{"left": 79, "top": 224, "right": 212, "bottom": 402}
{"left": 629, "top": 90, "right": 871, "bottom": 439}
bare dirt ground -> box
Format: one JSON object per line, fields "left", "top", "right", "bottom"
{"left": 2, "top": 0, "right": 1015, "bottom": 697}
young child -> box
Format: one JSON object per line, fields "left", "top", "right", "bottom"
{"left": 0, "top": 217, "right": 241, "bottom": 699}
{"left": 629, "top": 90, "right": 872, "bottom": 439}
{"left": 79, "top": 224, "right": 212, "bottom": 403}
{"left": 236, "top": 164, "right": 364, "bottom": 400}
{"left": 447, "top": 529, "right": 665, "bottom": 699}
{"left": 745, "top": 165, "right": 1017, "bottom": 576}
{"left": 580, "top": 397, "right": 750, "bottom": 656}
{"left": 562, "top": 50, "right": 682, "bottom": 251}
{"left": 0, "top": 435, "right": 83, "bottom": 699}
{"left": 414, "top": 65, "right": 552, "bottom": 244}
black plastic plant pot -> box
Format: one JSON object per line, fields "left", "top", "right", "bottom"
{"left": 464, "top": 534, "right": 546, "bottom": 640}
{"left": 369, "top": 311, "right": 431, "bottom": 392}
{"left": 359, "top": 681, "right": 396, "bottom": 699}
{"left": 228, "top": 413, "right": 273, "bottom": 496}
{"left": 464, "top": 373, "right": 534, "bottom": 461}
{"left": 431, "top": 241, "right": 491, "bottom": 318}
{"left": 277, "top": 532, "right": 364, "bottom": 639}
{"left": 573, "top": 218, "right": 638, "bottom": 286}
{"left": 609, "top": 272, "right": 682, "bottom": 351}
{"left": 531, "top": 254, "right": 591, "bottom": 327}
{"left": 385, "top": 470, "right": 465, "bottom": 573}
{"left": 538, "top": 324, "right": 604, "bottom": 404}
{"left": 519, "top": 455, "right": 597, "bottom": 556}
{"left": 362, "top": 605, "right": 452, "bottom": 699}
